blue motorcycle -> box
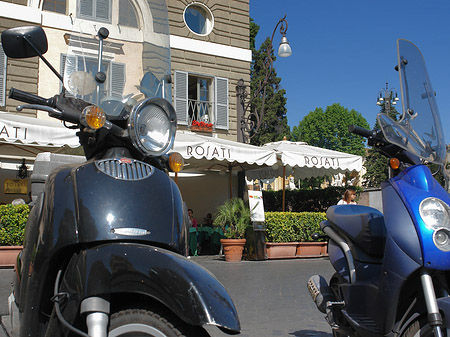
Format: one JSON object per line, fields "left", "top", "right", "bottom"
{"left": 308, "top": 39, "right": 450, "bottom": 337}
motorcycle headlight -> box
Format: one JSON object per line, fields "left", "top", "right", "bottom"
{"left": 128, "top": 98, "right": 177, "bottom": 156}
{"left": 433, "top": 228, "right": 450, "bottom": 252}
{"left": 419, "top": 197, "right": 450, "bottom": 230}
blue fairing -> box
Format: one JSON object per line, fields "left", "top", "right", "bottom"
{"left": 389, "top": 164, "right": 450, "bottom": 270}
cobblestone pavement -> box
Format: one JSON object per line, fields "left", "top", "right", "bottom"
{"left": 193, "top": 256, "right": 334, "bottom": 337}
{"left": 0, "top": 256, "right": 335, "bottom": 337}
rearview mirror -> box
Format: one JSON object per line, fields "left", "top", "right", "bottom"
{"left": 1, "top": 26, "right": 48, "bottom": 58}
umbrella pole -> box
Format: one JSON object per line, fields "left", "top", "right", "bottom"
{"left": 282, "top": 166, "right": 286, "bottom": 212}
{"left": 228, "top": 166, "right": 232, "bottom": 199}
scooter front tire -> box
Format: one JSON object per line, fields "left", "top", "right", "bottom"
{"left": 108, "top": 308, "right": 210, "bottom": 337}
{"left": 401, "top": 318, "right": 441, "bottom": 337}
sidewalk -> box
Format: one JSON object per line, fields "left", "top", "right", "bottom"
{"left": 0, "top": 256, "right": 334, "bottom": 337}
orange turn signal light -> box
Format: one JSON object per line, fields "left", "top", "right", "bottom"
{"left": 169, "top": 152, "right": 184, "bottom": 173}
{"left": 82, "top": 105, "right": 106, "bottom": 130}
{"left": 390, "top": 158, "right": 400, "bottom": 170}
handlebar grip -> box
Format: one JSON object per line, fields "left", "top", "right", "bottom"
{"left": 348, "top": 125, "right": 373, "bottom": 138}
{"left": 9, "top": 88, "right": 54, "bottom": 107}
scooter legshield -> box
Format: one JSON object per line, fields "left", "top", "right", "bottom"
{"left": 56, "top": 243, "right": 240, "bottom": 333}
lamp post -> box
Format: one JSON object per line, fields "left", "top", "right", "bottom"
{"left": 376, "top": 81, "right": 399, "bottom": 116}
{"left": 236, "top": 15, "right": 292, "bottom": 143}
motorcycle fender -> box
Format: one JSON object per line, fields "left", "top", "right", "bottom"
{"left": 59, "top": 243, "right": 240, "bottom": 333}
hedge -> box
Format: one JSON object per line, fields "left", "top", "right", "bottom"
{"left": 264, "top": 212, "right": 327, "bottom": 243}
{"left": 263, "top": 186, "right": 362, "bottom": 212}
{"left": 0, "top": 204, "right": 30, "bottom": 246}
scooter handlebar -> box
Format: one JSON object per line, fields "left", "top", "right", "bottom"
{"left": 348, "top": 125, "right": 374, "bottom": 139}
{"left": 9, "top": 88, "right": 55, "bottom": 107}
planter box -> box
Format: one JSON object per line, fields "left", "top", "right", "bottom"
{"left": 296, "top": 242, "right": 328, "bottom": 258}
{"left": 0, "top": 246, "right": 22, "bottom": 267}
{"left": 266, "top": 242, "right": 298, "bottom": 259}
{"left": 191, "top": 125, "right": 213, "bottom": 133}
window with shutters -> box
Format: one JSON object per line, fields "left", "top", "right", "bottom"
{"left": 60, "top": 54, "right": 125, "bottom": 101}
{"left": 174, "top": 71, "right": 228, "bottom": 131}
{"left": 0, "top": 45, "right": 6, "bottom": 107}
{"left": 78, "top": 0, "right": 111, "bottom": 23}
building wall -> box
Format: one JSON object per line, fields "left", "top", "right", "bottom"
{"left": 167, "top": 0, "right": 250, "bottom": 141}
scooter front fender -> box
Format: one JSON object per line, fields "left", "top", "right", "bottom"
{"left": 59, "top": 243, "right": 240, "bottom": 333}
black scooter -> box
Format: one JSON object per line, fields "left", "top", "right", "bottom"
{"left": 1, "top": 1, "right": 240, "bottom": 336}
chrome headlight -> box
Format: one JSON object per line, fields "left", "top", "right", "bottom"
{"left": 128, "top": 98, "right": 177, "bottom": 156}
{"left": 419, "top": 197, "right": 450, "bottom": 230}
{"left": 420, "top": 197, "right": 450, "bottom": 252}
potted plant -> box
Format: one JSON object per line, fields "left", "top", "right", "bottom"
{"left": 214, "top": 198, "right": 251, "bottom": 262}
{"left": 294, "top": 212, "right": 328, "bottom": 257}
{"left": 0, "top": 204, "right": 29, "bottom": 267}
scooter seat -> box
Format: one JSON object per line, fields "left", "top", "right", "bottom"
{"left": 326, "top": 205, "right": 386, "bottom": 258}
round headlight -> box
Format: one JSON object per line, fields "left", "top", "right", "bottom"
{"left": 128, "top": 98, "right": 177, "bottom": 156}
{"left": 419, "top": 197, "right": 450, "bottom": 230}
{"left": 433, "top": 228, "right": 450, "bottom": 252}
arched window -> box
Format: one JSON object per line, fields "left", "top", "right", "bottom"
{"left": 119, "top": 0, "right": 138, "bottom": 28}
{"left": 42, "top": 0, "right": 67, "bottom": 14}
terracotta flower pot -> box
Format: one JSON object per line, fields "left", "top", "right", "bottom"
{"left": 221, "top": 239, "right": 246, "bottom": 262}
{"left": 0, "top": 246, "right": 22, "bottom": 267}
{"left": 265, "top": 242, "right": 297, "bottom": 259}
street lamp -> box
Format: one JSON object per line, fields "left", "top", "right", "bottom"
{"left": 236, "top": 15, "right": 292, "bottom": 143}
{"left": 376, "top": 81, "right": 399, "bottom": 116}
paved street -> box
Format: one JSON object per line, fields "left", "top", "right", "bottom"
{"left": 0, "top": 256, "right": 334, "bottom": 337}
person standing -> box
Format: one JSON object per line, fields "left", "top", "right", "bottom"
{"left": 188, "top": 208, "right": 198, "bottom": 228}
{"left": 337, "top": 189, "right": 357, "bottom": 205}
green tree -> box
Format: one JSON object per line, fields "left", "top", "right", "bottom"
{"left": 248, "top": 19, "right": 289, "bottom": 146}
{"left": 291, "top": 103, "right": 369, "bottom": 157}
{"left": 363, "top": 95, "right": 400, "bottom": 187}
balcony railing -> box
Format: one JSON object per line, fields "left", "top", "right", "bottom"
{"left": 188, "top": 99, "right": 214, "bottom": 127}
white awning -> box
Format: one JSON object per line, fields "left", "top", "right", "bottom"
{"left": 0, "top": 113, "right": 79, "bottom": 148}
{"left": 172, "top": 132, "right": 277, "bottom": 171}
{"left": 246, "top": 140, "right": 363, "bottom": 180}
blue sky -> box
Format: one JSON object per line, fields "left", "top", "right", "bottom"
{"left": 250, "top": 0, "right": 450, "bottom": 142}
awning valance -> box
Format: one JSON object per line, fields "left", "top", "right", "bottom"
{"left": 246, "top": 140, "right": 363, "bottom": 180}
{"left": 0, "top": 113, "right": 79, "bottom": 148}
{"left": 171, "top": 132, "right": 277, "bottom": 171}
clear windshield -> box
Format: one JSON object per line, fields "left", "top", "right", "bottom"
{"left": 62, "top": 0, "right": 171, "bottom": 117}
{"left": 377, "top": 39, "right": 446, "bottom": 164}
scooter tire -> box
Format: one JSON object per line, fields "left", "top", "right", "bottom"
{"left": 108, "top": 308, "right": 210, "bottom": 337}
{"left": 401, "top": 318, "right": 442, "bottom": 337}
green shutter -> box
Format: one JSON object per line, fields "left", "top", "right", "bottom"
{"left": 110, "top": 62, "right": 125, "bottom": 98}
{"left": 215, "top": 77, "right": 228, "bottom": 130}
{"left": 0, "top": 45, "right": 6, "bottom": 107}
{"left": 174, "top": 71, "right": 188, "bottom": 125}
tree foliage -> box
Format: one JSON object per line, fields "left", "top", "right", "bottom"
{"left": 291, "top": 103, "right": 369, "bottom": 157}
{"left": 248, "top": 19, "right": 289, "bottom": 146}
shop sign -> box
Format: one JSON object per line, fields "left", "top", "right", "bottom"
{"left": 4, "top": 179, "right": 28, "bottom": 194}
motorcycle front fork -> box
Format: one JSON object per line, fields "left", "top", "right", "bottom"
{"left": 420, "top": 269, "right": 444, "bottom": 337}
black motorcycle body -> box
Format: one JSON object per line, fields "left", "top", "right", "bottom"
{"left": 0, "top": 1, "right": 240, "bottom": 336}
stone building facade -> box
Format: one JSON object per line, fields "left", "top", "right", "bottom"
{"left": 0, "top": 0, "right": 251, "bottom": 140}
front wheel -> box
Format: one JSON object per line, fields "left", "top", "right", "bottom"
{"left": 401, "top": 318, "right": 445, "bottom": 337}
{"left": 108, "top": 309, "right": 210, "bottom": 337}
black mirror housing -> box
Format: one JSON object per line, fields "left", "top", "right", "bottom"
{"left": 1, "top": 26, "right": 48, "bottom": 58}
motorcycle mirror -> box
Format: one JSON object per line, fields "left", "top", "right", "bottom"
{"left": 1, "top": 26, "right": 48, "bottom": 58}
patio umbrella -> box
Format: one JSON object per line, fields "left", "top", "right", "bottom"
{"left": 171, "top": 131, "right": 277, "bottom": 198}
{"left": 246, "top": 140, "right": 363, "bottom": 211}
